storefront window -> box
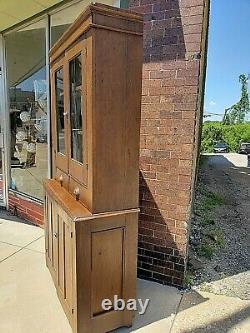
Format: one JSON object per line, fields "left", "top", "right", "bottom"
{"left": 0, "top": 124, "right": 3, "bottom": 203}
{"left": 5, "top": 19, "right": 47, "bottom": 200}
{"left": 120, "top": 0, "right": 129, "bottom": 8}
{"left": 2, "top": 1, "right": 121, "bottom": 202}
{"left": 50, "top": 0, "right": 120, "bottom": 46}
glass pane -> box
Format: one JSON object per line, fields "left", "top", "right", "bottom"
{"left": 0, "top": 76, "right": 4, "bottom": 204}
{"left": 69, "top": 55, "right": 83, "bottom": 163}
{"left": 120, "top": 0, "right": 129, "bottom": 9}
{"left": 5, "top": 19, "right": 47, "bottom": 201}
{"left": 50, "top": 0, "right": 120, "bottom": 46}
{"left": 55, "top": 68, "right": 65, "bottom": 154}
{"left": 0, "top": 129, "right": 3, "bottom": 202}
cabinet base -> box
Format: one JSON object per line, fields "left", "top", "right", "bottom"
{"left": 45, "top": 180, "right": 138, "bottom": 333}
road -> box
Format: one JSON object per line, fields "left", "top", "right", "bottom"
{"left": 204, "top": 152, "right": 249, "bottom": 168}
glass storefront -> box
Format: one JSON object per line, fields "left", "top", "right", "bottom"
{"left": 50, "top": 0, "right": 121, "bottom": 46}
{"left": 0, "top": 125, "right": 3, "bottom": 203}
{"left": 5, "top": 19, "right": 47, "bottom": 200}
{"left": 2, "top": 0, "right": 120, "bottom": 203}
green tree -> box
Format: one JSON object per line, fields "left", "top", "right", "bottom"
{"left": 201, "top": 122, "right": 250, "bottom": 153}
{"left": 223, "top": 74, "right": 250, "bottom": 125}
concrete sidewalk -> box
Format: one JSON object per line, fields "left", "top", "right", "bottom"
{"left": 0, "top": 212, "right": 249, "bottom": 333}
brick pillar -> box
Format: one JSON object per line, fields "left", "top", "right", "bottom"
{"left": 129, "top": 0, "right": 209, "bottom": 286}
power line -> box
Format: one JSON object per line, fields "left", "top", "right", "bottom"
{"left": 203, "top": 112, "right": 224, "bottom": 117}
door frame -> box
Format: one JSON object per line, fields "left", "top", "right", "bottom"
{"left": 0, "top": 34, "right": 10, "bottom": 208}
{"left": 65, "top": 40, "right": 88, "bottom": 186}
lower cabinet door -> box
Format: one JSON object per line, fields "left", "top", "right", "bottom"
{"left": 91, "top": 228, "right": 124, "bottom": 316}
{"left": 45, "top": 195, "right": 58, "bottom": 283}
{"left": 55, "top": 203, "right": 74, "bottom": 322}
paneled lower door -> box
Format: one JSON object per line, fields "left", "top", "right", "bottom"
{"left": 91, "top": 228, "right": 124, "bottom": 316}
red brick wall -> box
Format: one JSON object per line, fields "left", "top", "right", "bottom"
{"left": 129, "top": 0, "right": 209, "bottom": 286}
{"left": 8, "top": 192, "right": 44, "bottom": 227}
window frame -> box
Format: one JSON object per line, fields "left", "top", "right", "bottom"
{"left": 65, "top": 40, "right": 88, "bottom": 186}
{"left": 51, "top": 57, "right": 69, "bottom": 175}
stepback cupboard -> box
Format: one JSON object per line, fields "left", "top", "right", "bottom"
{"left": 44, "top": 3, "right": 143, "bottom": 333}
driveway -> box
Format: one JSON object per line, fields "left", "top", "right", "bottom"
{"left": 0, "top": 210, "right": 249, "bottom": 332}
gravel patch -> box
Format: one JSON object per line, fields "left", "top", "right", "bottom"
{"left": 188, "top": 154, "right": 250, "bottom": 300}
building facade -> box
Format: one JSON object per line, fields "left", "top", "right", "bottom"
{"left": 0, "top": 0, "right": 209, "bottom": 286}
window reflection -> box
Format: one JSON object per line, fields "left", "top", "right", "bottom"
{"left": 5, "top": 19, "right": 47, "bottom": 200}
{"left": 69, "top": 55, "right": 83, "bottom": 163}
{"left": 55, "top": 68, "right": 65, "bottom": 154}
{"left": 50, "top": 0, "right": 120, "bottom": 46}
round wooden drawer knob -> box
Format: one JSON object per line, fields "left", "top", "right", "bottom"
{"left": 59, "top": 175, "right": 63, "bottom": 186}
{"left": 74, "top": 187, "right": 80, "bottom": 201}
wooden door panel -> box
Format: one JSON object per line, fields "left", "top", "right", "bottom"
{"left": 58, "top": 214, "right": 65, "bottom": 294}
{"left": 45, "top": 196, "right": 52, "bottom": 264}
{"left": 91, "top": 228, "right": 124, "bottom": 316}
{"left": 55, "top": 204, "right": 73, "bottom": 316}
{"left": 65, "top": 41, "right": 88, "bottom": 186}
{"left": 52, "top": 203, "right": 58, "bottom": 278}
{"left": 51, "top": 59, "right": 69, "bottom": 175}
{"left": 48, "top": 198, "right": 53, "bottom": 264}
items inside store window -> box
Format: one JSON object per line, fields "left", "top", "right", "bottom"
{"left": 10, "top": 78, "right": 47, "bottom": 169}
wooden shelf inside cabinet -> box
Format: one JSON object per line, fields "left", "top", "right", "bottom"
{"left": 45, "top": 3, "right": 143, "bottom": 333}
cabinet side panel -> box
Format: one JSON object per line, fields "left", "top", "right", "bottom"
{"left": 91, "top": 228, "right": 124, "bottom": 316}
{"left": 93, "top": 29, "right": 130, "bottom": 213}
{"left": 124, "top": 34, "right": 143, "bottom": 209}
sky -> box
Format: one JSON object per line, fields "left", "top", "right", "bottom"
{"left": 204, "top": 0, "right": 250, "bottom": 122}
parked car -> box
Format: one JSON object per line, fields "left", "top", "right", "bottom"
{"left": 213, "top": 143, "right": 229, "bottom": 153}
{"left": 238, "top": 142, "right": 250, "bottom": 154}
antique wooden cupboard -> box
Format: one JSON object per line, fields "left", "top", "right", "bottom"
{"left": 44, "top": 3, "right": 143, "bottom": 333}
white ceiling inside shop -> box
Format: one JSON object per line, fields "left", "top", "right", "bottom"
{"left": 0, "top": 0, "right": 63, "bottom": 32}
{"left": 0, "top": 0, "right": 120, "bottom": 32}
{"left": 3, "top": 0, "right": 119, "bottom": 87}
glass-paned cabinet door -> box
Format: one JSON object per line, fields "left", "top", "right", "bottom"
{"left": 55, "top": 68, "right": 65, "bottom": 154}
{"left": 51, "top": 58, "right": 68, "bottom": 173}
{"left": 69, "top": 54, "right": 83, "bottom": 163}
{"left": 66, "top": 41, "right": 87, "bottom": 185}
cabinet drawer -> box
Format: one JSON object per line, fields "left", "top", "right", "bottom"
{"left": 55, "top": 169, "right": 69, "bottom": 190}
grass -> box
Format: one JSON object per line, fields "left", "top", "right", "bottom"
{"left": 198, "top": 229, "right": 225, "bottom": 260}
{"left": 209, "top": 229, "right": 225, "bottom": 248}
{"left": 201, "top": 217, "right": 215, "bottom": 226}
{"left": 184, "top": 272, "right": 194, "bottom": 288}
{"left": 198, "top": 241, "right": 215, "bottom": 259}
{"left": 191, "top": 170, "right": 225, "bottom": 262}
{"left": 201, "top": 192, "right": 224, "bottom": 211}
